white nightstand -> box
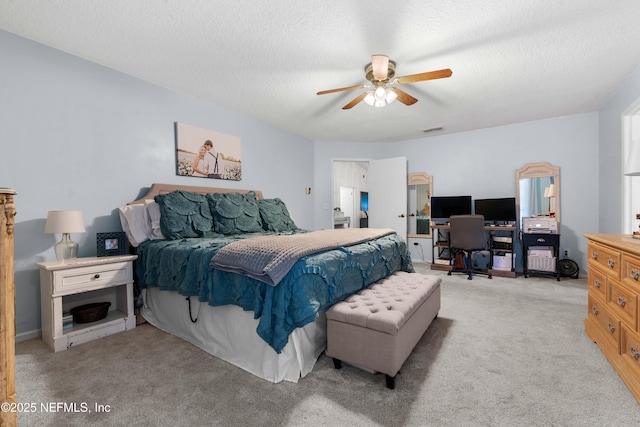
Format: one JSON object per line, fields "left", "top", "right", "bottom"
{"left": 36, "top": 255, "right": 137, "bottom": 352}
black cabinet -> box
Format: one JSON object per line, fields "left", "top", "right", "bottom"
{"left": 522, "top": 233, "right": 560, "bottom": 280}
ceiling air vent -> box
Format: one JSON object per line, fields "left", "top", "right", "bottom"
{"left": 422, "top": 127, "right": 443, "bottom": 133}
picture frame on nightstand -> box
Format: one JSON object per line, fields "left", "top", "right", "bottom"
{"left": 96, "top": 232, "right": 129, "bottom": 257}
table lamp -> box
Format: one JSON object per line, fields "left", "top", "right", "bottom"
{"left": 543, "top": 184, "right": 556, "bottom": 217}
{"left": 44, "top": 210, "right": 86, "bottom": 262}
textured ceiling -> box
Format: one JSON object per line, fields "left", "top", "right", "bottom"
{"left": 2, "top": 0, "right": 640, "bottom": 142}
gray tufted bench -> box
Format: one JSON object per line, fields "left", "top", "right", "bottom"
{"left": 325, "top": 271, "right": 441, "bottom": 389}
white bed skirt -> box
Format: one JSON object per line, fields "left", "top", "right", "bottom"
{"left": 140, "top": 288, "right": 327, "bottom": 383}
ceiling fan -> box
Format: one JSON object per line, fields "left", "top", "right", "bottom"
{"left": 317, "top": 54, "right": 452, "bottom": 110}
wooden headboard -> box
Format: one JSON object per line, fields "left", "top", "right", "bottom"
{"left": 129, "top": 183, "right": 264, "bottom": 205}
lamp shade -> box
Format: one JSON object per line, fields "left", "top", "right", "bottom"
{"left": 44, "top": 210, "right": 86, "bottom": 234}
{"left": 625, "top": 139, "right": 640, "bottom": 176}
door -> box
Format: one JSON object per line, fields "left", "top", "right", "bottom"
{"left": 369, "top": 156, "right": 407, "bottom": 237}
{"left": 339, "top": 186, "right": 354, "bottom": 228}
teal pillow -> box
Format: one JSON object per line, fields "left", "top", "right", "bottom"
{"left": 207, "top": 191, "right": 264, "bottom": 235}
{"left": 258, "top": 198, "right": 298, "bottom": 232}
{"left": 154, "top": 190, "right": 216, "bottom": 239}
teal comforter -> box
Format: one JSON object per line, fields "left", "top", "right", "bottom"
{"left": 135, "top": 231, "right": 414, "bottom": 353}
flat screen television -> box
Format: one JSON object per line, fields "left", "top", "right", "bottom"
{"left": 474, "top": 197, "right": 517, "bottom": 224}
{"left": 360, "top": 191, "right": 368, "bottom": 212}
{"left": 430, "top": 196, "right": 472, "bottom": 224}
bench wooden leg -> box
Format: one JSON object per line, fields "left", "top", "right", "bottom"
{"left": 332, "top": 358, "right": 342, "bottom": 369}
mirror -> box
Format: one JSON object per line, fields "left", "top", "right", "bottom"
{"left": 516, "top": 162, "right": 560, "bottom": 227}
{"left": 408, "top": 172, "right": 433, "bottom": 238}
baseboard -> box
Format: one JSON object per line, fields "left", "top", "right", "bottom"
{"left": 15, "top": 328, "right": 41, "bottom": 343}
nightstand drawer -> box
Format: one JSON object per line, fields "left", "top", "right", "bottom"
{"left": 52, "top": 262, "right": 132, "bottom": 296}
{"left": 522, "top": 233, "right": 559, "bottom": 247}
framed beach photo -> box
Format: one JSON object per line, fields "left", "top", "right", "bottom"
{"left": 96, "top": 232, "right": 129, "bottom": 257}
{"left": 175, "top": 122, "right": 242, "bottom": 181}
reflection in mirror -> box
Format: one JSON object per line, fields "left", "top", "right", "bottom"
{"left": 408, "top": 172, "right": 432, "bottom": 238}
{"left": 516, "top": 162, "right": 560, "bottom": 227}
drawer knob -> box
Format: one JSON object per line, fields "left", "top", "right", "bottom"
{"left": 631, "top": 347, "right": 640, "bottom": 360}
{"left": 93, "top": 274, "right": 100, "bottom": 279}
{"left": 591, "top": 251, "right": 598, "bottom": 259}
{"left": 608, "top": 323, "right": 616, "bottom": 334}
{"left": 594, "top": 280, "right": 601, "bottom": 288}
{"left": 630, "top": 269, "right": 640, "bottom": 281}
{"left": 592, "top": 306, "right": 599, "bottom": 316}
{"left": 608, "top": 259, "right": 616, "bottom": 268}
{"left": 617, "top": 297, "right": 626, "bottom": 308}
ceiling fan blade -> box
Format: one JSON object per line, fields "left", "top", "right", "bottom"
{"left": 391, "top": 88, "right": 418, "bottom": 106}
{"left": 395, "top": 68, "right": 452, "bottom": 85}
{"left": 317, "top": 84, "right": 367, "bottom": 95}
{"left": 342, "top": 92, "right": 368, "bottom": 110}
{"left": 371, "top": 54, "right": 389, "bottom": 80}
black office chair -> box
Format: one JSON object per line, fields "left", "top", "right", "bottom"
{"left": 448, "top": 214, "right": 492, "bottom": 280}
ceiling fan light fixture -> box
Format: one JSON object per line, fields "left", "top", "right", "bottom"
{"left": 371, "top": 54, "right": 389, "bottom": 80}
{"left": 364, "top": 91, "right": 375, "bottom": 106}
{"left": 374, "top": 86, "right": 387, "bottom": 100}
{"left": 385, "top": 88, "right": 397, "bottom": 104}
{"left": 374, "top": 99, "right": 386, "bottom": 108}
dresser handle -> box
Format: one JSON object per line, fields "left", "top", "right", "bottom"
{"left": 608, "top": 323, "right": 616, "bottom": 334}
{"left": 608, "top": 259, "right": 616, "bottom": 268}
{"left": 617, "top": 297, "right": 626, "bottom": 308}
{"left": 592, "top": 306, "right": 599, "bottom": 315}
{"left": 631, "top": 347, "right": 640, "bottom": 360}
{"left": 94, "top": 274, "right": 100, "bottom": 279}
{"left": 594, "top": 280, "right": 601, "bottom": 288}
{"left": 630, "top": 269, "right": 640, "bottom": 281}
{"left": 591, "top": 251, "right": 598, "bottom": 259}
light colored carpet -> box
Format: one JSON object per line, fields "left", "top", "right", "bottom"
{"left": 15, "top": 264, "right": 640, "bottom": 426}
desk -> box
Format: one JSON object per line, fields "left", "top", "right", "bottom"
{"left": 431, "top": 224, "right": 517, "bottom": 277}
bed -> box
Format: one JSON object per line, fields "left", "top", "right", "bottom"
{"left": 121, "top": 183, "right": 413, "bottom": 383}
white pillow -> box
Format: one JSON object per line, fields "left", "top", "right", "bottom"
{"left": 118, "top": 204, "right": 151, "bottom": 247}
{"left": 144, "top": 199, "right": 165, "bottom": 240}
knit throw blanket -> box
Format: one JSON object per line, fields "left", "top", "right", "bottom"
{"left": 210, "top": 228, "right": 396, "bottom": 286}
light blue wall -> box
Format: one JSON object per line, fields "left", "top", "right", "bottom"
{"left": 315, "top": 114, "right": 600, "bottom": 269}
{"left": 598, "top": 66, "right": 640, "bottom": 233}
{"left": 0, "top": 30, "right": 315, "bottom": 339}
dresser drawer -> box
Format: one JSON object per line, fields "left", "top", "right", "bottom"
{"left": 588, "top": 267, "right": 608, "bottom": 301}
{"left": 621, "top": 325, "right": 640, "bottom": 378}
{"left": 588, "top": 295, "right": 620, "bottom": 351}
{"left": 52, "top": 262, "right": 132, "bottom": 296}
{"left": 623, "top": 254, "right": 640, "bottom": 294}
{"left": 608, "top": 281, "right": 637, "bottom": 331}
{"left": 588, "top": 241, "right": 621, "bottom": 281}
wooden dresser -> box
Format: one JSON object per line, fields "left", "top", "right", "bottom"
{"left": 0, "top": 189, "right": 17, "bottom": 427}
{"left": 584, "top": 234, "right": 640, "bottom": 402}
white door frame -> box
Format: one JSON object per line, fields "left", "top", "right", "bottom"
{"left": 622, "top": 97, "right": 640, "bottom": 234}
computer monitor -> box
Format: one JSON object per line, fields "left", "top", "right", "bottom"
{"left": 474, "top": 197, "right": 517, "bottom": 224}
{"left": 430, "top": 196, "right": 472, "bottom": 224}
